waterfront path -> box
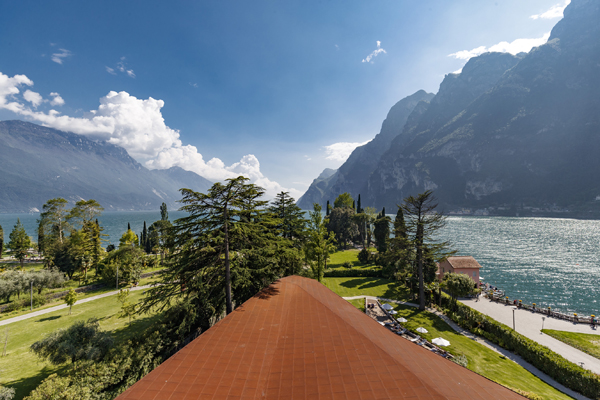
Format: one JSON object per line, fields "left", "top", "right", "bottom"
{"left": 461, "top": 298, "right": 600, "bottom": 375}
{"left": 343, "top": 295, "right": 592, "bottom": 400}
{"left": 0, "top": 285, "right": 151, "bottom": 327}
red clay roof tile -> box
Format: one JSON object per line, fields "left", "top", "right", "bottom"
{"left": 117, "top": 275, "right": 524, "bottom": 399}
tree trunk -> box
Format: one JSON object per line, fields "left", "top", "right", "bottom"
{"left": 224, "top": 207, "right": 232, "bottom": 315}
{"left": 417, "top": 223, "right": 425, "bottom": 311}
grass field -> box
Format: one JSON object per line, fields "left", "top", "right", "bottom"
{"left": 0, "top": 288, "right": 160, "bottom": 400}
{"left": 322, "top": 277, "right": 411, "bottom": 301}
{"left": 323, "top": 276, "right": 572, "bottom": 399}
{"left": 543, "top": 329, "right": 600, "bottom": 360}
{"left": 327, "top": 248, "right": 377, "bottom": 269}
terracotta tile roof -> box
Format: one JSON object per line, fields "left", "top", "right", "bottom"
{"left": 117, "top": 275, "right": 524, "bottom": 399}
{"left": 446, "top": 256, "right": 482, "bottom": 270}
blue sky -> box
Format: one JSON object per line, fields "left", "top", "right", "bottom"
{"left": 0, "top": 0, "right": 566, "bottom": 199}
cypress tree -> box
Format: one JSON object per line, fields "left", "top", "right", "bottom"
{"left": 0, "top": 224, "right": 3, "bottom": 258}
{"left": 326, "top": 201, "right": 330, "bottom": 216}
{"left": 357, "top": 194, "right": 362, "bottom": 214}
{"left": 382, "top": 207, "right": 386, "bottom": 216}
{"left": 127, "top": 222, "right": 131, "bottom": 231}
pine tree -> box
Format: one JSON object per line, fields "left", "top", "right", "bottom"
{"left": 326, "top": 200, "right": 330, "bottom": 216}
{"left": 160, "top": 202, "right": 169, "bottom": 221}
{"left": 357, "top": 194, "right": 362, "bottom": 214}
{"left": 7, "top": 219, "right": 33, "bottom": 268}
{"left": 268, "top": 192, "right": 307, "bottom": 242}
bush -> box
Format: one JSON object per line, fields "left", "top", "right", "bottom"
{"left": 32, "top": 294, "right": 47, "bottom": 308}
{"left": 357, "top": 249, "right": 371, "bottom": 264}
{"left": 435, "top": 292, "right": 600, "bottom": 398}
{"left": 324, "top": 268, "right": 383, "bottom": 278}
{"left": 342, "top": 261, "right": 353, "bottom": 269}
{"left": 4, "top": 301, "right": 22, "bottom": 313}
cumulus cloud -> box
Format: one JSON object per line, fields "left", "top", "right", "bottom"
{"left": 324, "top": 140, "right": 369, "bottom": 162}
{"left": 23, "top": 90, "right": 43, "bottom": 107}
{"left": 0, "top": 70, "right": 298, "bottom": 199}
{"left": 49, "top": 92, "right": 65, "bottom": 106}
{"left": 362, "top": 41, "right": 387, "bottom": 63}
{"left": 51, "top": 48, "right": 72, "bottom": 64}
{"left": 448, "top": 32, "right": 550, "bottom": 61}
{"left": 530, "top": 0, "right": 570, "bottom": 20}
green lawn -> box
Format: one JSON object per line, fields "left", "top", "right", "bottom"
{"left": 543, "top": 329, "right": 600, "bottom": 360}
{"left": 0, "top": 288, "right": 160, "bottom": 400}
{"left": 327, "top": 249, "right": 377, "bottom": 269}
{"left": 322, "top": 277, "right": 411, "bottom": 301}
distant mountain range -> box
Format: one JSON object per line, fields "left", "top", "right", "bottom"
{"left": 298, "top": 0, "right": 600, "bottom": 217}
{"left": 0, "top": 120, "right": 212, "bottom": 213}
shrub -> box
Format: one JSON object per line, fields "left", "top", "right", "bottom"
{"left": 4, "top": 300, "right": 22, "bottom": 313}
{"left": 342, "top": 261, "right": 353, "bottom": 269}
{"left": 357, "top": 249, "right": 371, "bottom": 264}
{"left": 32, "top": 294, "right": 47, "bottom": 308}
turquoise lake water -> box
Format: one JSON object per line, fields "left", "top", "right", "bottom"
{"left": 1, "top": 213, "right": 598, "bottom": 316}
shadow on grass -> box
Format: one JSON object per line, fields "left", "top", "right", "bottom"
{"left": 6, "top": 364, "right": 65, "bottom": 400}
{"left": 394, "top": 304, "right": 455, "bottom": 334}
{"left": 36, "top": 316, "right": 61, "bottom": 323}
{"left": 111, "top": 313, "right": 165, "bottom": 344}
{"left": 338, "top": 278, "right": 411, "bottom": 302}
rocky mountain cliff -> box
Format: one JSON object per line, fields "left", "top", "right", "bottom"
{"left": 301, "top": 0, "right": 600, "bottom": 216}
{"left": 0, "top": 120, "right": 212, "bottom": 212}
{"left": 297, "top": 90, "right": 434, "bottom": 209}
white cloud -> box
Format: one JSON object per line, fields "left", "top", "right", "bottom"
{"left": 448, "top": 32, "right": 550, "bottom": 61}
{"left": 0, "top": 70, "right": 298, "bottom": 199}
{"left": 49, "top": 92, "right": 65, "bottom": 106}
{"left": 324, "top": 140, "right": 369, "bottom": 162}
{"left": 23, "top": 90, "right": 43, "bottom": 107}
{"left": 51, "top": 48, "right": 72, "bottom": 64}
{"left": 106, "top": 58, "right": 135, "bottom": 78}
{"left": 362, "top": 41, "right": 387, "bottom": 63}
{"left": 530, "top": 0, "right": 570, "bottom": 20}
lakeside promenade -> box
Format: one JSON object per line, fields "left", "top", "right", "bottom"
{"left": 461, "top": 297, "right": 600, "bottom": 375}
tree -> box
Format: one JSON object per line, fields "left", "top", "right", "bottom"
{"left": 363, "top": 207, "right": 377, "bottom": 247}
{"left": 119, "top": 229, "right": 139, "bottom": 248}
{"left": 117, "top": 287, "right": 136, "bottom": 324}
{"left": 40, "top": 198, "right": 70, "bottom": 245}
{"left": 0, "top": 224, "right": 3, "bottom": 259}
{"left": 98, "top": 246, "right": 144, "bottom": 286}
{"left": 142, "top": 176, "right": 282, "bottom": 321}
{"left": 7, "top": 219, "right": 32, "bottom": 268}
{"left": 357, "top": 194, "right": 362, "bottom": 214}
{"left": 333, "top": 192, "right": 354, "bottom": 209}
{"left": 142, "top": 221, "right": 150, "bottom": 253}
{"left": 373, "top": 211, "right": 391, "bottom": 253}
{"left": 64, "top": 289, "right": 77, "bottom": 315}
{"left": 68, "top": 200, "right": 103, "bottom": 227}
{"left": 326, "top": 200, "right": 330, "bottom": 216}
{"left": 268, "top": 192, "right": 306, "bottom": 242}
{"left": 147, "top": 220, "right": 172, "bottom": 261}
{"left": 326, "top": 207, "right": 358, "bottom": 249}
{"left": 160, "top": 202, "right": 169, "bottom": 221}
{"left": 304, "top": 204, "right": 336, "bottom": 282}
{"left": 30, "top": 318, "right": 113, "bottom": 364}
{"left": 402, "top": 190, "right": 454, "bottom": 311}
{"left": 444, "top": 272, "right": 476, "bottom": 308}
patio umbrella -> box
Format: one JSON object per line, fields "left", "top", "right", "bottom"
{"left": 397, "top": 317, "right": 408, "bottom": 323}
{"left": 388, "top": 310, "right": 398, "bottom": 315}
{"left": 381, "top": 304, "right": 394, "bottom": 310}
{"left": 432, "top": 337, "right": 450, "bottom": 347}
{"left": 416, "top": 327, "right": 428, "bottom": 334}
{"left": 378, "top": 321, "right": 385, "bottom": 326}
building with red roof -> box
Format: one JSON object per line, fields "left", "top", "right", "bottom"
{"left": 117, "top": 275, "right": 523, "bottom": 399}
{"left": 437, "top": 256, "right": 482, "bottom": 287}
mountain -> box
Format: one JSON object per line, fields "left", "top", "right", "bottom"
{"left": 0, "top": 120, "right": 212, "bottom": 212}
{"left": 301, "top": 0, "right": 600, "bottom": 216}
{"left": 297, "top": 90, "right": 434, "bottom": 209}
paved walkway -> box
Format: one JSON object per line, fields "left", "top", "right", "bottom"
{"left": 461, "top": 298, "right": 600, "bottom": 375}
{"left": 343, "top": 295, "right": 591, "bottom": 400}
{"left": 0, "top": 285, "right": 151, "bottom": 327}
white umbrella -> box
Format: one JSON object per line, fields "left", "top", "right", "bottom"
{"left": 397, "top": 317, "right": 408, "bottom": 323}
{"left": 432, "top": 337, "right": 450, "bottom": 347}
{"left": 378, "top": 321, "right": 385, "bottom": 326}
{"left": 416, "top": 327, "right": 428, "bottom": 334}
{"left": 388, "top": 310, "right": 398, "bottom": 315}
{"left": 381, "top": 303, "right": 394, "bottom": 310}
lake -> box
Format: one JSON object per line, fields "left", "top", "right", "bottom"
{"left": 1, "top": 212, "right": 598, "bottom": 316}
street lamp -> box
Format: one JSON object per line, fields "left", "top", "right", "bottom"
{"left": 30, "top": 280, "right": 33, "bottom": 311}
{"left": 541, "top": 316, "right": 546, "bottom": 333}
{"left": 511, "top": 306, "right": 518, "bottom": 331}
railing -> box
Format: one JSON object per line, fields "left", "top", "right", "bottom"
{"left": 487, "top": 292, "right": 598, "bottom": 326}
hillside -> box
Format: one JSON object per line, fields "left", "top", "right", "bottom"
{"left": 0, "top": 120, "right": 212, "bottom": 212}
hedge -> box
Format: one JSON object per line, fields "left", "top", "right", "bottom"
{"left": 435, "top": 292, "right": 600, "bottom": 399}
{"left": 323, "top": 268, "right": 383, "bottom": 278}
